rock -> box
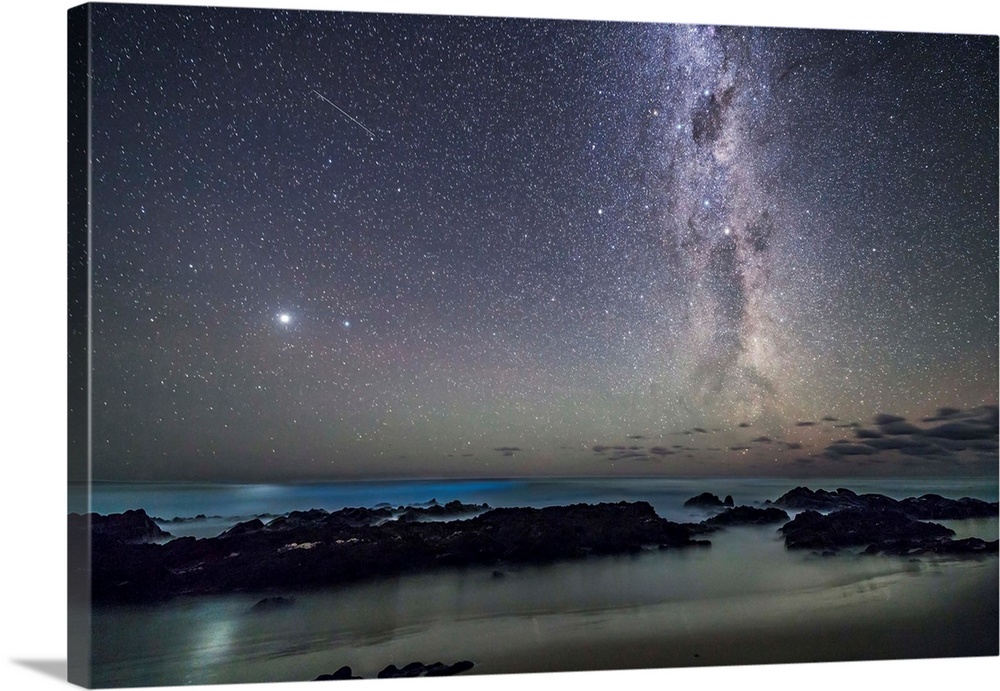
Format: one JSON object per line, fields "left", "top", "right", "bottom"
{"left": 69, "top": 508, "right": 172, "bottom": 544}
{"left": 767, "top": 487, "right": 860, "bottom": 511}
{"left": 779, "top": 507, "right": 955, "bottom": 553}
{"left": 898, "top": 494, "right": 998, "bottom": 520}
{"left": 769, "top": 487, "right": 998, "bottom": 521}
{"left": 703, "top": 506, "right": 789, "bottom": 527}
{"left": 378, "top": 661, "right": 475, "bottom": 678}
{"left": 683, "top": 492, "right": 726, "bottom": 509}
{"left": 397, "top": 500, "right": 490, "bottom": 522}
{"left": 426, "top": 660, "right": 475, "bottom": 676}
{"left": 315, "top": 666, "right": 361, "bottom": 680}
{"left": 723, "top": 495, "right": 734, "bottom": 507}
{"left": 85, "top": 501, "right": 703, "bottom": 602}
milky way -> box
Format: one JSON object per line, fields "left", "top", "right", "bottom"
{"left": 648, "top": 26, "right": 788, "bottom": 425}
{"left": 75, "top": 5, "right": 998, "bottom": 480}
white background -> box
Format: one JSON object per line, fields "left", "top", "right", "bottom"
{"left": 1, "top": 1, "right": 997, "bottom": 690}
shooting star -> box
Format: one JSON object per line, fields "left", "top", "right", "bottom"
{"left": 311, "top": 89, "right": 377, "bottom": 139}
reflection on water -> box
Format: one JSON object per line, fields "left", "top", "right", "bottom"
{"left": 89, "top": 520, "right": 999, "bottom": 687}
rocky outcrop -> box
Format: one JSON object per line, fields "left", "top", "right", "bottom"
{"left": 683, "top": 493, "right": 727, "bottom": 509}
{"left": 397, "top": 500, "right": 490, "bottom": 522}
{"left": 767, "top": 486, "right": 998, "bottom": 519}
{"left": 315, "top": 666, "right": 362, "bottom": 680}
{"left": 767, "top": 487, "right": 865, "bottom": 511}
{"left": 779, "top": 507, "right": 955, "bottom": 552}
{"left": 314, "top": 661, "right": 476, "bottom": 680}
{"left": 377, "top": 661, "right": 475, "bottom": 678}
{"left": 85, "top": 501, "right": 704, "bottom": 602}
{"left": 77, "top": 488, "right": 998, "bottom": 603}
{"left": 68, "top": 508, "right": 171, "bottom": 544}
{"left": 897, "top": 494, "right": 998, "bottom": 520}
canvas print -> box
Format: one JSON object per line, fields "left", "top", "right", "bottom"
{"left": 68, "top": 2, "right": 998, "bottom": 688}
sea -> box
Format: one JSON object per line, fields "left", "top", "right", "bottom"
{"left": 72, "top": 477, "right": 999, "bottom": 687}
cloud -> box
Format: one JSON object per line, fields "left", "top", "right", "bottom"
{"left": 862, "top": 436, "right": 937, "bottom": 452}
{"left": 738, "top": 422, "right": 751, "bottom": 428}
{"left": 609, "top": 450, "right": 648, "bottom": 461}
{"left": 821, "top": 416, "right": 838, "bottom": 422}
{"left": 752, "top": 436, "right": 773, "bottom": 443}
{"left": 815, "top": 404, "right": 998, "bottom": 464}
{"left": 795, "top": 421, "right": 815, "bottom": 427}
{"left": 877, "top": 420, "right": 924, "bottom": 436}
{"left": 934, "top": 437, "right": 998, "bottom": 452}
{"left": 649, "top": 446, "right": 674, "bottom": 456}
{"left": 825, "top": 442, "right": 878, "bottom": 456}
{"left": 924, "top": 421, "right": 997, "bottom": 441}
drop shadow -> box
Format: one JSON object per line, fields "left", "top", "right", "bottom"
{"left": 11, "top": 659, "right": 67, "bottom": 681}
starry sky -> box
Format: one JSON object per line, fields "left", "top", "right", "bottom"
{"left": 78, "top": 3, "right": 998, "bottom": 481}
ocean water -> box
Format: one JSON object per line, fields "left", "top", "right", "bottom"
{"left": 75, "top": 477, "right": 999, "bottom": 687}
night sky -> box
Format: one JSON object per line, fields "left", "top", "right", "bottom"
{"left": 82, "top": 3, "right": 998, "bottom": 481}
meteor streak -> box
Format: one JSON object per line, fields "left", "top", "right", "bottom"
{"left": 311, "top": 89, "right": 377, "bottom": 139}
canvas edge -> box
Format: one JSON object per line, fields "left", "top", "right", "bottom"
{"left": 67, "top": 3, "right": 93, "bottom": 688}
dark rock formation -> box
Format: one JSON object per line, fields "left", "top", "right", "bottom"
{"left": 704, "top": 506, "right": 789, "bottom": 527}
{"left": 683, "top": 492, "right": 727, "bottom": 509}
{"left": 767, "top": 487, "right": 862, "bottom": 511}
{"left": 68, "top": 508, "right": 171, "bottom": 544}
{"left": 377, "top": 661, "right": 474, "bottom": 678}
{"left": 315, "top": 666, "right": 362, "bottom": 680}
{"left": 768, "top": 486, "right": 998, "bottom": 520}
{"left": 898, "top": 494, "right": 998, "bottom": 520}
{"left": 397, "top": 500, "right": 489, "bottom": 522}
{"left": 86, "top": 501, "right": 703, "bottom": 602}
{"left": 779, "top": 508, "right": 955, "bottom": 552}
{"left": 723, "top": 495, "right": 735, "bottom": 507}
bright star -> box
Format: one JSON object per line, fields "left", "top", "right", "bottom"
{"left": 279, "top": 313, "right": 291, "bottom": 324}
